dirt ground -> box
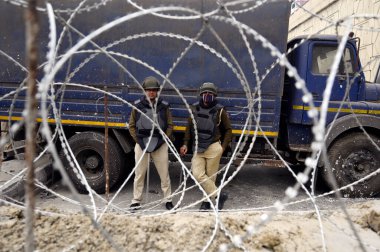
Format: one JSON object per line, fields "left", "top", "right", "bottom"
{"left": 0, "top": 200, "right": 379, "bottom": 251}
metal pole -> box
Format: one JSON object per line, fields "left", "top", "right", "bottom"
{"left": 104, "top": 87, "right": 109, "bottom": 201}
{"left": 145, "top": 153, "right": 150, "bottom": 202}
{"left": 0, "top": 122, "right": 3, "bottom": 170}
{"left": 24, "top": 0, "right": 39, "bottom": 251}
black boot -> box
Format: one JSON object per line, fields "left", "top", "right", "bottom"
{"left": 129, "top": 203, "right": 141, "bottom": 212}
{"left": 199, "top": 202, "right": 211, "bottom": 211}
{"left": 217, "top": 192, "right": 228, "bottom": 210}
{"left": 165, "top": 202, "right": 174, "bottom": 210}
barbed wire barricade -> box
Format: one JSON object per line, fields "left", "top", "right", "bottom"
{"left": 0, "top": 0, "right": 379, "bottom": 251}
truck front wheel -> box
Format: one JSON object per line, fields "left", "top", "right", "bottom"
{"left": 60, "top": 131, "right": 124, "bottom": 194}
{"left": 322, "top": 132, "right": 380, "bottom": 197}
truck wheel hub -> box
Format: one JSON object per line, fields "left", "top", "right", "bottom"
{"left": 85, "top": 155, "right": 99, "bottom": 169}
{"left": 343, "top": 150, "right": 376, "bottom": 181}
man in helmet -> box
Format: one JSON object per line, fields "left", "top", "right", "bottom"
{"left": 180, "top": 82, "right": 232, "bottom": 210}
{"left": 129, "top": 76, "right": 174, "bottom": 211}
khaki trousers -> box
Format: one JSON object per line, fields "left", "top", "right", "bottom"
{"left": 132, "top": 143, "right": 172, "bottom": 204}
{"left": 192, "top": 142, "right": 223, "bottom": 201}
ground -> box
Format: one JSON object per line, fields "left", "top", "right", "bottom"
{"left": 0, "top": 200, "right": 379, "bottom": 251}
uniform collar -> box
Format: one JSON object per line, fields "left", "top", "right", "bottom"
{"left": 141, "top": 97, "right": 162, "bottom": 107}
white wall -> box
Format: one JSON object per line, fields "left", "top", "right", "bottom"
{"left": 289, "top": 0, "right": 380, "bottom": 82}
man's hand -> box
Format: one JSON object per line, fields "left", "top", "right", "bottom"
{"left": 180, "top": 145, "right": 188, "bottom": 156}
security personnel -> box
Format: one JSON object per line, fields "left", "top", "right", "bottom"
{"left": 180, "top": 82, "right": 232, "bottom": 210}
{"left": 129, "top": 76, "right": 174, "bottom": 211}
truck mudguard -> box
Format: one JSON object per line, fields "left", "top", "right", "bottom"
{"left": 325, "top": 114, "right": 380, "bottom": 149}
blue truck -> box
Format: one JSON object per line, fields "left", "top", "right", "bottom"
{"left": 0, "top": 0, "right": 379, "bottom": 197}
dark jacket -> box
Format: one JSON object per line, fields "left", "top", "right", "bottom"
{"left": 183, "top": 99, "right": 232, "bottom": 152}
{"left": 129, "top": 97, "right": 173, "bottom": 151}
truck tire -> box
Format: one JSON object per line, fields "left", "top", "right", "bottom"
{"left": 60, "top": 131, "right": 124, "bottom": 194}
{"left": 322, "top": 133, "right": 380, "bottom": 197}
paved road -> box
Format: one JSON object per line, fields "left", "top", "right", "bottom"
{"left": 34, "top": 161, "right": 377, "bottom": 213}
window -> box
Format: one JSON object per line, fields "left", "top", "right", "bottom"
{"left": 311, "top": 45, "right": 354, "bottom": 75}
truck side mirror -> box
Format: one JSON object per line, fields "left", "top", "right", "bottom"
{"left": 348, "top": 36, "right": 361, "bottom": 72}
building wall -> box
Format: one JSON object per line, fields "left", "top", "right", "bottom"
{"left": 288, "top": 0, "right": 380, "bottom": 82}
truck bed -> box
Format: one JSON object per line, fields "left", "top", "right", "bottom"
{"left": 0, "top": 0, "right": 291, "bottom": 137}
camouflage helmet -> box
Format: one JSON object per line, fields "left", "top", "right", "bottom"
{"left": 142, "top": 76, "right": 160, "bottom": 90}
{"left": 199, "top": 82, "right": 217, "bottom": 96}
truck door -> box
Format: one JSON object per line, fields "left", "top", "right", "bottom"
{"left": 303, "top": 41, "right": 360, "bottom": 124}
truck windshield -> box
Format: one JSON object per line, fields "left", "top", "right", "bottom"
{"left": 312, "top": 45, "right": 354, "bottom": 76}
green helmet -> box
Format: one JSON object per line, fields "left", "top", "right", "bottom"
{"left": 199, "top": 82, "right": 217, "bottom": 95}
{"left": 142, "top": 76, "right": 160, "bottom": 90}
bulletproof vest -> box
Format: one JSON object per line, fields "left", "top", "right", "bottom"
{"left": 191, "top": 102, "right": 223, "bottom": 153}
{"left": 135, "top": 98, "right": 168, "bottom": 152}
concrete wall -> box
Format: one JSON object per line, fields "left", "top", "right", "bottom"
{"left": 288, "top": 0, "right": 380, "bottom": 82}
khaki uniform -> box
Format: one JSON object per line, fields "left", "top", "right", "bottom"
{"left": 129, "top": 98, "right": 173, "bottom": 204}
{"left": 192, "top": 142, "right": 224, "bottom": 199}
{"left": 183, "top": 101, "right": 232, "bottom": 200}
